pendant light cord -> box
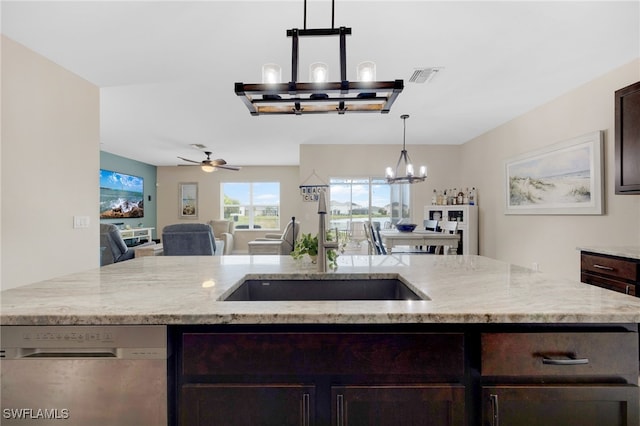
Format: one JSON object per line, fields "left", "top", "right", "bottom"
{"left": 303, "top": 0, "right": 336, "bottom": 29}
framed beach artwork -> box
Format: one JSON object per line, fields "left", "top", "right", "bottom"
{"left": 179, "top": 183, "right": 198, "bottom": 218}
{"left": 504, "top": 131, "right": 604, "bottom": 215}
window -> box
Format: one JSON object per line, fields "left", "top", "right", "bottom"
{"left": 222, "top": 182, "right": 280, "bottom": 230}
{"left": 329, "top": 178, "right": 410, "bottom": 231}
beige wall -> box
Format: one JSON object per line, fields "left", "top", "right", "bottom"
{"left": 460, "top": 59, "right": 640, "bottom": 280}
{"left": 156, "top": 165, "right": 300, "bottom": 253}
{"left": 1, "top": 36, "right": 100, "bottom": 290}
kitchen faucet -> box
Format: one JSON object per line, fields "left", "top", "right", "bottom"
{"left": 317, "top": 190, "right": 338, "bottom": 272}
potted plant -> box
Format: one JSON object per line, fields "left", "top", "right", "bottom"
{"left": 291, "top": 232, "right": 341, "bottom": 269}
{"left": 291, "top": 233, "right": 319, "bottom": 262}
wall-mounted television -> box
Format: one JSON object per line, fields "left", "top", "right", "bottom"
{"left": 100, "top": 169, "right": 144, "bottom": 219}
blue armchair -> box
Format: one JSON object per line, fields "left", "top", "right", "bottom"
{"left": 162, "top": 223, "right": 218, "bottom": 256}
{"left": 100, "top": 223, "right": 156, "bottom": 266}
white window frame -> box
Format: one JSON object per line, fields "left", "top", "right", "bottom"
{"left": 221, "top": 182, "right": 280, "bottom": 230}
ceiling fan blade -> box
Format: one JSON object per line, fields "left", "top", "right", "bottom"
{"left": 216, "top": 164, "right": 241, "bottom": 171}
{"left": 177, "top": 156, "right": 201, "bottom": 164}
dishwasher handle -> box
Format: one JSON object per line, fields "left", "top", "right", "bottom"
{"left": 18, "top": 348, "right": 118, "bottom": 358}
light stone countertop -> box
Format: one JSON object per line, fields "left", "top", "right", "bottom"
{"left": 1, "top": 255, "right": 640, "bottom": 325}
{"left": 577, "top": 246, "right": 640, "bottom": 260}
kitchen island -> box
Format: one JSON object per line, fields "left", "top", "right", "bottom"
{"left": 2, "top": 254, "right": 640, "bottom": 325}
{"left": 2, "top": 255, "right": 639, "bottom": 425}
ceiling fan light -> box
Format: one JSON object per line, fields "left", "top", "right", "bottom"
{"left": 201, "top": 165, "right": 216, "bottom": 173}
{"left": 262, "top": 63, "right": 282, "bottom": 84}
{"left": 357, "top": 61, "right": 376, "bottom": 82}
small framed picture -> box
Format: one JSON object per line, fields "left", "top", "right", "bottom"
{"left": 179, "top": 183, "right": 198, "bottom": 218}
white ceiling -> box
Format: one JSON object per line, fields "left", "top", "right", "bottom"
{"left": 2, "top": 1, "right": 639, "bottom": 167}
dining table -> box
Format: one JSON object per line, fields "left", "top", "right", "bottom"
{"left": 378, "top": 229, "right": 460, "bottom": 254}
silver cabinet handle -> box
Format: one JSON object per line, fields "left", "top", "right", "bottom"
{"left": 593, "top": 264, "right": 614, "bottom": 271}
{"left": 542, "top": 355, "right": 589, "bottom": 365}
{"left": 490, "top": 393, "right": 499, "bottom": 426}
{"left": 336, "top": 394, "right": 344, "bottom": 426}
{"left": 302, "top": 393, "right": 310, "bottom": 426}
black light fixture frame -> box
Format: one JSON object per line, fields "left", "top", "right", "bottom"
{"left": 235, "top": 0, "right": 403, "bottom": 116}
{"left": 386, "top": 114, "right": 427, "bottom": 184}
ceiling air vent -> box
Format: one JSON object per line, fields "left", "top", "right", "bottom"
{"left": 409, "top": 67, "right": 443, "bottom": 84}
{"left": 190, "top": 144, "right": 208, "bottom": 150}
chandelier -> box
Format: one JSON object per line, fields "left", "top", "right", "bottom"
{"left": 235, "top": 0, "right": 403, "bottom": 115}
{"left": 385, "top": 114, "right": 427, "bottom": 184}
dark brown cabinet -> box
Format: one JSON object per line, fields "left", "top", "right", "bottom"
{"left": 181, "top": 384, "right": 315, "bottom": 425}
{"left": 332, "top": 384, "right": 465, "bottom": 426}
{"left": 172, "top": 325, "right": 638, "bottom": 425}
{"left": 480, "top": 332, "right": 639, "bottom": 425}
{"left": 176, "top": 329, "right": 465, "bottom": 426}
{"left": 581, "top": 251, "right": 639, "bottom": 296}
{"left": 615, "top": 80, "right": 640, "bottom": 194}
{"left": 482, "top": 385, "right": 638, "bottom": 426}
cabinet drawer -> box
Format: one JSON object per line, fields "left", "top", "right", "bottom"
{"left": 581, "top": 254, "right": 638, "bottom": 281}
{"left": 481, "top": 333, "right": 638, "bottom": 379}
{"left": 582, "top": 272, "right": 636, "bottom": 296}
{"left": 482, "top": 385, "right": 639, "bottom": 426}
{"left": 182, "top": 332, "right": 464, "bottom": 378}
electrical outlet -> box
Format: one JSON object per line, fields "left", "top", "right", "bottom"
{"left": 73, "top": 215, "right": 90, "bottom": 229}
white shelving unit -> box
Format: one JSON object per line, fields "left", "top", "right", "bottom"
{"left": 118, "top": 227, "right": 154, "bottom": 245}
{"left": 424, "top": 205, "right": 478, "bottom": 255}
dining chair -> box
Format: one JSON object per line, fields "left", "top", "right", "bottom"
{"left": 371, "top": 222, "right": 387, "bottom": 255}
{"left": 422, "top": 219, "right": 439, "bottom": 253}
{"left": 362, "top": 222, "right": 375, "bottom": 255}
{"left": 436, "top": 221, "right": 459, "bottom": 255}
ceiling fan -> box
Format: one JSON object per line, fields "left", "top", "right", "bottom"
{"left": 178, "top": 151, "right": 241, "bottom": 172}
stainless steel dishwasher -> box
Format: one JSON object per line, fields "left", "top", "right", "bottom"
{"left": 1, "top": 325, "right": 167, "bottom": 425}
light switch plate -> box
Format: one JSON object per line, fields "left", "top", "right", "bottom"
{"left": 73, "top": 215, "right": 90, "bottom": 229}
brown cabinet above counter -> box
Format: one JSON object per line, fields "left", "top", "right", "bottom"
{"left": 615, "top": 80, "right": 640, "bottom": 194}
{"left": 580, "top": 249, "right": 639, "bottom": 296}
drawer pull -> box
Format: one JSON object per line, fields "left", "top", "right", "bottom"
{"left": 593, "top": 264, "right": 614, "bottom": 271}
{"left": 302, "top": 393, "right": 310, "bottom": 426}
{"left": 336, "top": 394, "right": 344, "bottom": 426}
{"left": 542, "top": 355, "right": 589, "bottom": 366}
{"left": 490, "top": 393, "right": 499, "bottom": 426}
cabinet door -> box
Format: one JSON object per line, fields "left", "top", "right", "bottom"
{"left": 482, "top": 385, "right": 638, "bottom": 426}
{"left": 181, "top": 383, "right": 315, "bottom": 426}
{"left": 615, "top": 80, "right": 640, "bottom": 194}
{"left": 332, "top": 384, "right": 465, "bottom": 426}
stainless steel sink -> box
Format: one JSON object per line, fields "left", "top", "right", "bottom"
{"left": 222, "top": 277, "right": 425, "bottom": 301}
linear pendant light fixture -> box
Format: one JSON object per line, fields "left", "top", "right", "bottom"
{"left": 235, "top": 0, "right": 404, "bottom": 116}
{"left": 385, "top": 114, "right": 427, "bottom": 184}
